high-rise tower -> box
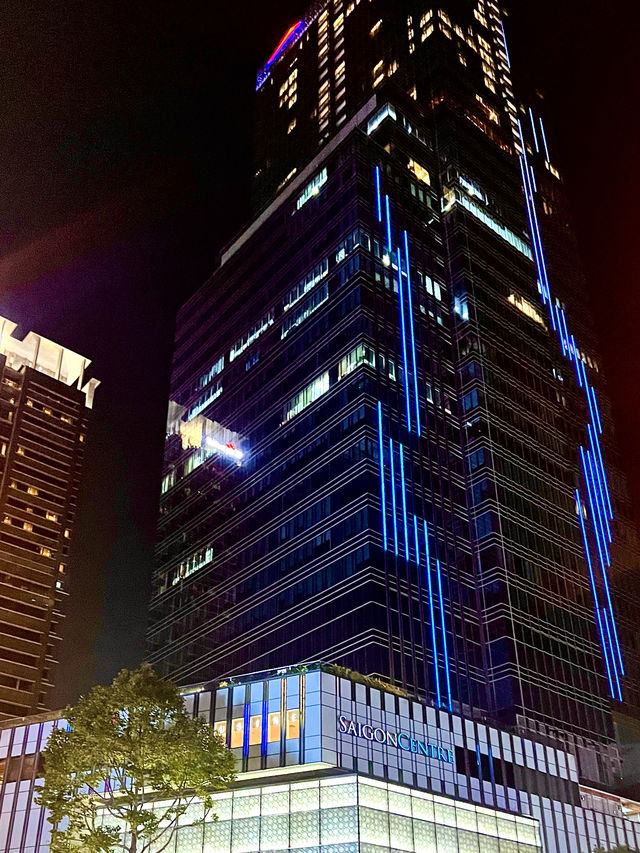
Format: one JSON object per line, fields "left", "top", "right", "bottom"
{"left": 0, "top": 317, "right": 98, "bottom": 719}
{"left": 148, "top": 0, "right": 640, "bottom": 791}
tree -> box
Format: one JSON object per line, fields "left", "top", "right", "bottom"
{"left": 36, "top": 663, "right": 236, "bottom": 853}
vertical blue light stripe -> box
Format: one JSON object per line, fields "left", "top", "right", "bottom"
{"left": 377, "top": 401, "right": 387, "bottom": 551}
{"left": 576, "top": 489, "right": 616, "bottom": 699}
{"left": 243, "top": 700, "right": 250, "bottom": 758}
{"left": 375, "top": 166, "right": 383, "bottom": 222}
{"left": 586, "top": 424, "right": 612, "bottom": 543}
{"left": 399, "top": 444, "right": 409, "bottom": 559}
{"left": 597, "top": 608, "right": 616, "bottom": 700}
{"left": 539, "top": 116, "right": 551, "bottom": 161}
{"left": 436, "top": 558, "right": 452, "bottom": 710}
{"left": 518, "top": 157, "right": 546, "bottom": 304}
{"left": 389, "top": 438, "right": 398, "bottom": 556}
{"left": 397, "top": 247, "right": 412, "bottom": 432}
{"left": 602, "top": 608, "right": 623, "bottom": 701}
{"left": 423, "top": 520, "right": 441, "bottom": 706}
{"left": 571, "top": 336, "right": 583, "bottom": 386}
{"left": 403, "top": 230, "right": 421, "bottom": 437}
{"left": 385, "top": 195, "right": 392, "bottom": 253}
{"left": 529, "top": 108, "right": 539, "bottom": 153}
{"left": 580, "top": 446, "right": 609, "bottom": 570}
{"left": 590, "top": 384, "right": 603, "bottom": 435}
{"left": 588, "top": 422, "right": 613, "bottom": 521}
{"left": 529, "top": 162, "right": 537, "bottom": 193}
{"left": 559, "top": 310, "right": 571, "bottom": 362}
{"left": 500, "top": 20, "right": 510, "bottom": 66}
{"left": 413, "top": 515, "right": 420, "bottom": 566}
{"left": 585, "top": 446, "right": 611, "bottom": 557}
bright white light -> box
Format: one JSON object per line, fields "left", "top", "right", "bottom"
{"left": 206, "top": 436, "right": 244, "bottom": 462}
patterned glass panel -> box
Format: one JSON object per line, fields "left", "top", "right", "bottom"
{"left": 320, "top": 780, "right": 357, "bottom": 809}
{"left": 359, "top": 781, "right": 389, "bottom": 812}
{"left": 290, "top": 783, "right": 319, "bottom": 813}
{"left": 230, "top": 816, "right": 260, "bottom": 853}
{"left": 359, "top": 805, "right": 390, "bottom": 846}
{"left": 259, "top": 813, "right": 289, "bottom": 850}
{"left": 389, "top": 812, "right": 414, "bottom": 851}
{"left": 412, "top": 818, "right": 437, "bottom": 852}
{"left": 204, "top": 818, "right": 232, "bottom": 853}
{"left": 176, "top": 824, "right": 204, "bottom": 853}
{"left": 233, "top": 792, "right": 261, "bottom": 819}
{"left": 320, "top": 806, "right": 358, "bottom": 845}
{"left": 436, "top": 823, "right": 459, "bottom": 853}
{"left": 496, "top": 817, "right": 519, "bottom": 842}
{"left": 388, "top": 788, "right": 412, "bottom": 817}
{"left": 289, "top": 809, "right": 319, "bottom": 847}
{"left": 261, "top": 787, "right": 290, "bottom": 816}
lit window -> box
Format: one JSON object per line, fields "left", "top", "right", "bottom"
{"left": 281, "top": 284, "right": 328, "bottom": 339}
{"left": 229, "top": 309, "right": 275, "bottom": 362}
{"left": 296, "top": 168, "right": 328, "bottom": 210}
{"left": 64, "top": 529, "right": 71, "bottom": 539}
{"left": 338, "top": 344, "right": 376, "bottom": 379}
{"left": 2, "top": 516, "right": 10, "bottom": 525}
{"left": 284, "top": 258, "right": 329, "bottom": 310}
{"left": 61, "top": 415, "right": 72, "bottom": 424}
{"left": 370, "top": 19, "right": 382, "bottom": 36}
{"left": 16, "top": 447, "right": 24, "bottom": 456}
{"left": 43, "top": 408, "right": 52, "bottom": 416}
{"left": 249, "top": 715, "right": 262, "bottom": 745}
{"left": 27, "top": 486, "right": 38, "bottom": 496}
{"left": 46, "top": 512, "right": 58, "bottom": 522}
{"left": 508, "top": 293, "right": 546, "bottom": 328}
{"left": 23, "top": 522, "right": 33, "bottom": 532}
{"left": 40, "top": 547, "right": 52, "bottom": 558}
{"left": 283, "top": 373, "right": 330, "bottom": 422}
{"left": 268, "top": 713, "right": 281, "bottom": 743}
{"left": 286, "top": 709, "right": 300, "bottom": 739}
{"left": 287, "top": 118, "right": 296, "bottom": 134}
{"left": 408, "top": 159, "right": 430, "bottom": 185}
{"left": 230, "top": 718, "right": 244, "bottom": 749}
{"left": 367, "top": 103, "right": 397, "bottom": 135}
{"left": 214, "top": 721, "right": 227, "bottom": 741}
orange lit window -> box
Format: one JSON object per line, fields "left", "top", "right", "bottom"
{"left": 249, "top": 715, "right": 262, "bottom": 745}
{"left": 230, "top": 718, "right": 244, "bottom": 748}
{"left": 286, "top": 709, "right": 300, "bottom": 739}
{"left": 268, "top": 712, "right": 281, "bottom": 743}
{"left": 214, "top": 721, "right": 227, "bottom": 740}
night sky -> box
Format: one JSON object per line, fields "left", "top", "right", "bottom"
{"left": 1, "top": 0, "right": 639, "bottom": 706}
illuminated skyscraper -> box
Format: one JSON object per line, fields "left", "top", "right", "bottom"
{"left": 148, "top": 0, "right": 640, "bottom": 793}
{"left": 0, "top": 318, "right": 98, "bottom": 719}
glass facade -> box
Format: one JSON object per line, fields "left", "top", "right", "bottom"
{"left": 149, "top": 0, "right": 640, "bottom": 800}
{"left": 4, "top": 668, "right": 640, "bottom": 853}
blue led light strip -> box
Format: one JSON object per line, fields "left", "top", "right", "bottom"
{"left": 529, "top": 108, "right": 539, "bottom": 153}
{"left": 435, "top": 558, "right": 452, "bottom": 710}
{"left": 375, "top": 166, "right": 383, "bottom": 223}
{"left": 403, "top": 231, "right": 422, "bottom": 438}
{"left": 576, "top": 489, "right": 616, "bottom": 699}
{"left": 399, "top": 444, "right": 409, "bottom": 559}
{"left": 539, "top": 116, "right": 551, "bottom": 161}
{"left": 603, "top": 608, "right": 623, "bottom": 701}
{"left": 513, "top": 93, "right": 626, "bottom": 695}
{"left": 389, "top": 438, "right": 398, "bottom": 556}
{"left": 397, "top": 248, "right": 413, "bottom": 432}
{"left": 377, "top": 402, "right": 387, "bottom": 551}
{"left": 385, "top": 195, "right": 393, "bottom": 254}
{"left": 579, "top": 447, "right": 609, "bottom": 570}
{"left": 423, "top": 520, "right": 441, "bottom": 706}
{"left": 413, "top": 515, "right": 420, "bottom": 566}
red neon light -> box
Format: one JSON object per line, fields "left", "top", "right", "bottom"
{"left": 267, "top": 20, "right": 303, "bottom": 66}
{"left": 226, "top": 442, "right": 236, "bottom": 450}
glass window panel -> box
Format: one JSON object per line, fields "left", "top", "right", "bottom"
{"left": 259, "top": 812, "right": 289, "bottom": 851}
{"left": 214, "top": 721, "right": 227, "bottom": 741}
{"left": 268, "top": 713, "right": 281, "bottom": 743}
{"left": 230, "top": 718, "right": 244, "bottom": 749}
{"left": 249, "top": 715, "right": 262, "bottom": 746}
{"left": 389, "top": 812, "right": 414, "bottom": 851}
{"left": 320, "top": 806, "right": 358, "bottom": 845}
{"left": 286, "top": 709, "right": 300, "bottom": 739}
{"left": 290, "top": 809, "right": 319, "bottom": 846}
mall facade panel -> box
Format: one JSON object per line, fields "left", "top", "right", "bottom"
{"left": 149, "top": 0, "right": 640, "bottom": 801}
{"left": 2, "top": 666, "right": 640, "bottom": 852}
{"left": 0, "top": 318, "right": 99, "bottom": 719}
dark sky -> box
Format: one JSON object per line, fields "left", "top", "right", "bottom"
{"left": 0, "top": 0, "right": 639, "bottom": 706}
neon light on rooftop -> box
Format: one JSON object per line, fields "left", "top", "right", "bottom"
{"left": 266, "top": 20, "right": 304, "bottom": 68}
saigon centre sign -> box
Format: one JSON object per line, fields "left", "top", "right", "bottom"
{"left": 338, "top": 715, "right": 454, "bottom": 764}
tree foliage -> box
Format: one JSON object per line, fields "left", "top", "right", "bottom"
{"left": 36, "top": 664, "right": 236, "bottom": 853}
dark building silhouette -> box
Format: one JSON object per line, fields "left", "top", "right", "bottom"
{"left": 148, "top": 0, "right": 640, "bottom": 791}
{"left": 0, "top": 317, "right": 99, "bottom": 719}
